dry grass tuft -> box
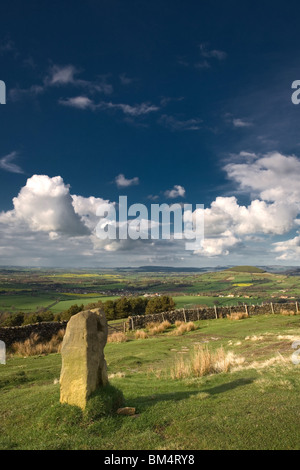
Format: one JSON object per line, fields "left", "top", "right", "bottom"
{"left": 10, "top": 330, "right": 65, "bottom": 357}
{"left": 172, "top": 321, "right": 197, "bottom": 336}
{"left": 149, "top": 325, "right": 165, "bottom": 335}
{"left": 134, "top": 329, "right": 148, "bottom": 340}
{"left": 280, "top": 310, "right": 297, "bottom": 316}
{"left": 170, "top": 345, "right": 245, "bottom": 379}
{"left": 146, "top": 320, "right": 172, "bottom": 336}
{"left": 170, "top": 355, "right": 188, "bottom": 379}
{"left": 145, "top": 321, "right": 159, "bottom": 330}
{"left": 227, "top": 312, "right": 249, "bottom": 320}
{"left": 107, "top": 332, "right": 128, "bottom": 343}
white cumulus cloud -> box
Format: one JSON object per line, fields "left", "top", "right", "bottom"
{"left": 164, "top": 185, "right": 186, "bottom": 199}
{"left": 225, "top": 152, "right": 300, "bottom": 204}
{"left": 190, "top": 152, "right": 300, "bottom": 257}
{"left": 2, "top": 151, "right": 300, "bottom": 264}
{"left": 115, "top": 174, "right": 140, "bottom": 188}
{"left": 3, "top": 175, "right": 90, "bottom": 236}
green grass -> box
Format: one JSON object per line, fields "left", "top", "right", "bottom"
{"left": 0, "top": 293, "right": 121, "bottom": 315}
{"left": 226, "top": 266, "right": 266, "bottom": 273}
{"left": 0, "top": 293, "right": 58, "bottom": 312}
{"left": 174, "top": 295, "right": 262, "bottom": 308}
{"left": 0, "top": 314, "right": 300, "bottom": 450}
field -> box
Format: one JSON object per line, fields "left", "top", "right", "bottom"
{"left": 173, "top": 295, "right": 264, "bottom": 309}
{"left": 1, "top": 313, "right": 300, "bottom": 450}
{"left": 0, "top": 266, "right": 299, "bottom": 319}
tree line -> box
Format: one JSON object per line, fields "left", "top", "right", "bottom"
{"left": 0, "top": 295, "right": 176, "bottom": 326}
{"left": 96, "top": 295, "right": 175, "bottom": 321}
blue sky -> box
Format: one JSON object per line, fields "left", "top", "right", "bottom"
{"left": 1, "top": 0, "right": 300, "bottom": 267}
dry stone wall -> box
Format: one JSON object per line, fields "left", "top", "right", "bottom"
{"left": 128, "top": 302, "right": 299, "bottom": 330}
{"left": 0, "top": 321, "right": 68, "bottom": 347}
{"left": 0, "top": 302, "right": 298, "bottom": 343}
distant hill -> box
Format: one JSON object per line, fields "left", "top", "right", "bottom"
{"left": 272, "top": 267, "right": 300, "bottom": 276}
{"left": 116, "top": 266, "right": 227, "bottom": 273}
{"left": 225, "top": 266, "right": 266, "bottom": 274}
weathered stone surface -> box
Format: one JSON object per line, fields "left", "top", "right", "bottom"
{"left": 60, "top": 308, "right": 108, "bottom": 409}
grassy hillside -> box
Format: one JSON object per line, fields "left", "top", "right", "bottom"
{"left": 226, "top": 266, "right": 266, "bottom": 273}
{"left": 0, "top": 313, "right": 300, "bottom": 450}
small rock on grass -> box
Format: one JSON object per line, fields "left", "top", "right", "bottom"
{"left": 117, "top": 407, "right": 136, "bottom": 416}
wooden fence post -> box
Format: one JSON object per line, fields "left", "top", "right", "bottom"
{"left": 183, "top": 309, "right": 187, "bottom": 323}
{"left": 131, "top": 317, "right": 134, "bottom": 330}
{"left": 270, "top": 303, "right": 274, "bottom": 314}
{"left": 245, "top": 304, "right": 249, "bottom": 316}
{"left": 214, "top": 305, "right": 218, "bottom": 319}
{"left": 197, "top": 309, "right": 200, "bottom": 321}
{"left": 296, "top": 302, "right": 299, "bottom": 314}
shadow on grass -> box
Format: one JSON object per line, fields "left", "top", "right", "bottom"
{"left": 129, "top": 378, "right": 254, "bottom": 410}
{"left": 204, "top": 377, "right": 254, "bottom": 396}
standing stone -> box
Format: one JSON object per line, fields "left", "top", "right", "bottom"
{"left": 60, "top": 308, "right": 108, "bottom": 409}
